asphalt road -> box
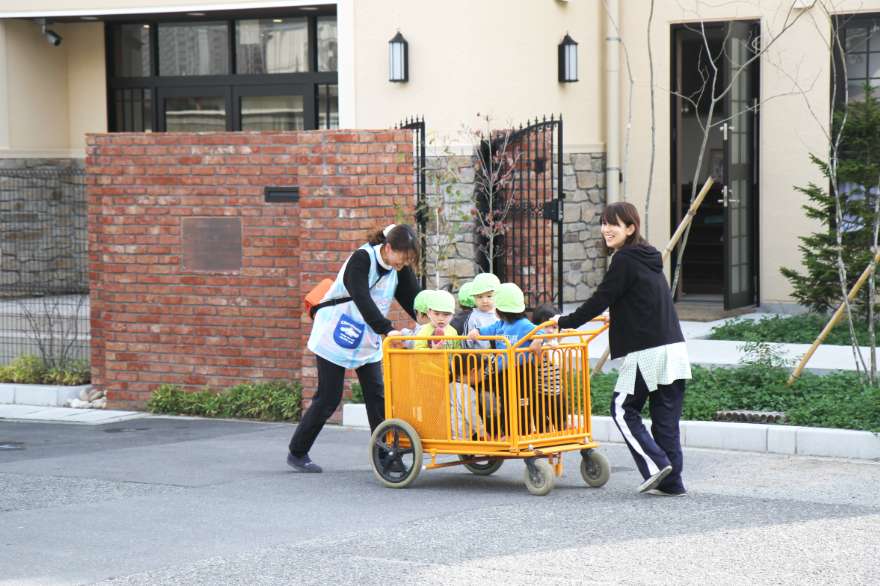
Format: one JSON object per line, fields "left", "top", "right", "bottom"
{"left": 1, "top": 417, "right": 878, "bottom": 585}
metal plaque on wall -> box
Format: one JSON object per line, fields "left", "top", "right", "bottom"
{"left": 181, "top": 217, "right": 242, "bottom": 273}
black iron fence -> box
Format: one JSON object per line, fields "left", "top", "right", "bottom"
{"left": 0, "top": 168, "right": 89, "bottom": 366}
{"left": 477, "top": 116, "right": 564, "bottom": 311}
{"left": 396, "top": 116, "right": 427, "bottom": 288}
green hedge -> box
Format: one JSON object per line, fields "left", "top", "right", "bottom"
{"left": 709, "top": 313, "right": 874, "bottom": 345}
{"left": 0, "top": 355, "right": 90, "bottom": 386}
{"left": 588, "top": 365, "right": 880, "bottom": 432}
{"left": 147, "top": 381, "right": 302, "bottom": 422}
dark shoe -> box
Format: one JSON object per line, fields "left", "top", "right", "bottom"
{"left": 638, "top": 464, "right": 673, "bottom": 493}
{"left": 647, "top": 488, "right": 688, "bottom": 497}
{"left": 287, "top": 453, "right": 322, "bottom": 473}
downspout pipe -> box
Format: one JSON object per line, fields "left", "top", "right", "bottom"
{"left": 605, "top": 0, "right": 621, "bottom": 203}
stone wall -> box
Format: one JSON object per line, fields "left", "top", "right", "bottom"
{"left": 419, "top": 150, "right": 606, "bottom": 304}
{"left": 0, "top": 159, "right": 87, "bottom": 298}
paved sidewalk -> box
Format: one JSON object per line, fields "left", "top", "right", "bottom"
{"left": 0, "top": 404, "right": 146, "bottom": 425}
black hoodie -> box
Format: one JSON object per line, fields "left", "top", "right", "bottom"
{"left": 558, "top": 244, "right": 684, "bottom": 359}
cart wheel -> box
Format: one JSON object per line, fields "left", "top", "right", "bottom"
{"left": 580, "top": 450, "right": 610, "bottom": 488}
{"left": 459, "top": 455, "right": 504, "bottom": 476}
{"left": 369, "top": 419, "right": 422, "bottom": 489}
{"left": 523, "top": 459, "right": 555, "bottom": 496}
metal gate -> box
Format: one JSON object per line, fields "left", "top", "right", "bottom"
{"left": 396, "top": 116, "right": 427, "bottom": 288}
{"left": 478, "top": 116, "right": 564, "bottom": 311}
{"left": 0, "top": 168, "right": 89, "bottom": 366}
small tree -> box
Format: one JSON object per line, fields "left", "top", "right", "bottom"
{"left": 471, "top": 115, "right": 519, "bottom": 275}
{"left": 781, "top": 86, "right": 880, "bottom": 318}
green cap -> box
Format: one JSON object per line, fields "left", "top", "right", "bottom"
{"left": 426, "top": 290, "right": 456, "bottom": 314}
{"left": 457, "top": 282, "right": 475, "bottom": 308}
{"left": 471, "top": 273, "right": 500, "bottom": 295}
{"left": 413, "top": 289, "right": 434, "bottom": 314}
{"left": 494, "top": 282, "right": 525, "bottom": 313}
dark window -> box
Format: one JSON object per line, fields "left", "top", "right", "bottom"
{"left": 236, "top": 18, "right": 309, "bottom": 74}
{"left": 317, "top": 84, "right": 338, "bottom": 129}
{"left": 241, "top": 95, "right": 305, "bottom": 130}
{"left": 835, "top": 14, "right": 880, "bottom": 103}
{"left": 112, "top": 24, "right": 152, "bottom": 77}
{"left": 158, "top": 21, "right": 229, "bottom": 76}
{"left": 317, "top": 17, "right": 338, "bottom": 72}
{"left": 107, "top": 10, "right": 337, "bottom": 132}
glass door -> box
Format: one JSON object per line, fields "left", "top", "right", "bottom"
{"left": 722, "top": 21, "right": 759, "bottom": 309}
{"left": 157, "top": 86, "right": 231, "bottom": 132}
{"left": 232, "top": 84, "right": 312, "bottom": 131}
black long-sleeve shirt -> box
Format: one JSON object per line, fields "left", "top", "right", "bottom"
{"left": 342, "top": 248, "right": 420, "bottom": 336}
{"left": 558, "top": 244, "right": 684, "bottom": 359}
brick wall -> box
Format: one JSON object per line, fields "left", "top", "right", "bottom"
{"left": 86, "top": 130, "right": 414, "bottom": 410}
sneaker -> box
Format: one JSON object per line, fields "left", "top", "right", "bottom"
{"left": 646, "top": 488, "right": 688, "bottom": 497}
{"left": 637, "top": 464, "right": 673, "bottom": 493}
{"left": 287, "top": 453, "right": 322, "bottom": 473}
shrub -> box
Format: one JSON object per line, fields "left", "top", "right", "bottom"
{"left": 587, "top": 365, "right": 880, "bottom": 432}
{"left": 147, "top": 381, "right": 302, "bottom": 422}
{"left": 0, "top": 355, "right": 91, "bottom": 385}
{"left": 709, "top": 313, "right": 873, "bottom": 345}
{"left": 347, "top": 382, "right": 364, "bottom": 403}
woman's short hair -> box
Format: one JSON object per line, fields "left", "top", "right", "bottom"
{"left": 367, "top": 224, "right": 420, "bottom": 266}
{"left": 599, "top": 201, "right": 647, "bottom": 254}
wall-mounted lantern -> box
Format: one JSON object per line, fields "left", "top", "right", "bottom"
{"left": 558, "top": 34, "right": 578, "bottom": 82}
{"left": 389, "top": 32, "right": 409, "bottom": 82}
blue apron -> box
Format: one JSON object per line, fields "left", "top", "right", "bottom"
{"left": 307, "top": 244, "right": 398, "bottom": 369}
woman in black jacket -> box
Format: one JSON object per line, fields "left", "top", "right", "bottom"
{"left": 555, "top": 202, "right": 691, "bottom": 496}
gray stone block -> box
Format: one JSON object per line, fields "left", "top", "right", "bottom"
{"left": 683, "top": 420, "right": 768, "bottom": 452}
{"left": 571, "top": 154, "right": 592, "bottom": 172}
{"left": 576, "top": 172, "right": 599, "bottom": 190}
{"left": 767, "top": 426, "right": 797, "bottom": 455}
{"left": 795, "top": 427, "right": 880, "bottom": 459}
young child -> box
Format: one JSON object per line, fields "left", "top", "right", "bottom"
{"left": 399, "top": 289, "right": 434, "bottom": 349}
{"left": 413, "top": 290, "right": 459, "bottom": 350}
{"left": 533, "top": 303, "right": 568, "bottom": 433}
{"left": 450, "top": 281, "right": 475, "bottom": 336}
{"left": 414, "top": 290, "right": 486, "bottom": 439}
{"left": 462, "top": 273, "right": 500, "bottom": 350}
{"left": 467, "top": 282, "right": 542, "bottom": 435}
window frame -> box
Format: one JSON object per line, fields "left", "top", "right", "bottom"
{"left": 832, "top": 12, "right": 880, "bottom": 107}
{"left": 105, "top": 9, "right": 338, "bottom": 132}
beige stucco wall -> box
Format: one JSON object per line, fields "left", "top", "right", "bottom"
{"left": 65, "top": 22, "right": 106, "bottom": 151}
{"left": 0, "top": 20, "right": 105, "bottom": 155}
{"left": 350, "top": 0, "right": 604, "bottom": 148}
{"left": 616, "top": 0, "right": 880, "bottom": 306}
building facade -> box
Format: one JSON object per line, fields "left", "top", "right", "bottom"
{"left": 0, "top": 0, "right": 879, "bottom": 310}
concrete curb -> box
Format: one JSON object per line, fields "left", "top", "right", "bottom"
{"left": 0, "top": 383, "right": 89, "bottom": 407}
{"left": 0, "top": 404, "right": 147, "bottom": 425}
{"left": 341, "top": 404, "right": 880, "bottom": 461}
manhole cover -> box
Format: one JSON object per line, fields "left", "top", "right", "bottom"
{"left": 0, "top": 442, "right": 25, "bottom": 451}
{"left": 102, "top": 427, "right": 150, "bottom": 434}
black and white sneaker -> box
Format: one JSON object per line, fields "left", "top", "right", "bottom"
{"left": 287, "top": 453, "right": 323, "bottom": 473}
{"left": 638, "top": 465, "right": 673, "bottom": 493}
{"left": 646, "top": 488, "right": 687, "bottom": 497}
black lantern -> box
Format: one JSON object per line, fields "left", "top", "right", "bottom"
{"left": 558, "top": 34, "right": 578, "bottom": 82}
{"left": 389, "top": 31, "right": 408, "bottom": 82}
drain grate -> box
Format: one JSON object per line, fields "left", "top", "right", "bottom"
{"left": 102, "top": 427, "right": 150, "bottom": 434}
{"left": 0, "top": 442, "right": 25, "bottom": 451}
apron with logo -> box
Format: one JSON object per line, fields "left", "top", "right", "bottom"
{"left": 307, "top": 244, "right": 398, "bottom": 369}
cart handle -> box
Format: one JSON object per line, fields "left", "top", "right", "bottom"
{"left": 510, "top": 318, "right": 609, "bottom": 350}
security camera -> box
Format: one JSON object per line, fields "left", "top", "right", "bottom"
{"left": 38, "top": 19, "right": 62, "bottom": 47}
{"left": 45, "top": 30, "right": 62, "bottom": 46}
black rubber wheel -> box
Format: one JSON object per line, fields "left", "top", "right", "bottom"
{"left": 459, "top": 455, "right": 504, "bottom": 476}
{"left": 369, "top": 419, "right": 423, "bottom": 488}
{"left": 523, "top": 459, "right": 555, "bottom": 496}
{"left": 580, "top": 450, "right": 610, "bottom": 488}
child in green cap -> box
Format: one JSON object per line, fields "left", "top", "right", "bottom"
{"left": 413, "top": 290, "right": 460, "bottom": 349}
{"left": 450, "top": 281, "right": 475, "bottom": 336}
{"left": 398, "top": 289, "right": 434, "bottom": 349}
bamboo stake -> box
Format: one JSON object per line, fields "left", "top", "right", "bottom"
{"left": 591, "top": 176, "right": 715, "bottom": 375}
{"left": 786, "top": 249, "right": 880, "bottom": 385}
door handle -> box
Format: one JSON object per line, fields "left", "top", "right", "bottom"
{"left": 717, "top": 186, "right": 740, "bottom": 208}
{"left": 721, "top": 122, "right": 736, "bottom": 141}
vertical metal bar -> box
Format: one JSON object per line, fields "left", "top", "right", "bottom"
{"left": 557, "top": 117, "right": 564, "bottom": 310}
